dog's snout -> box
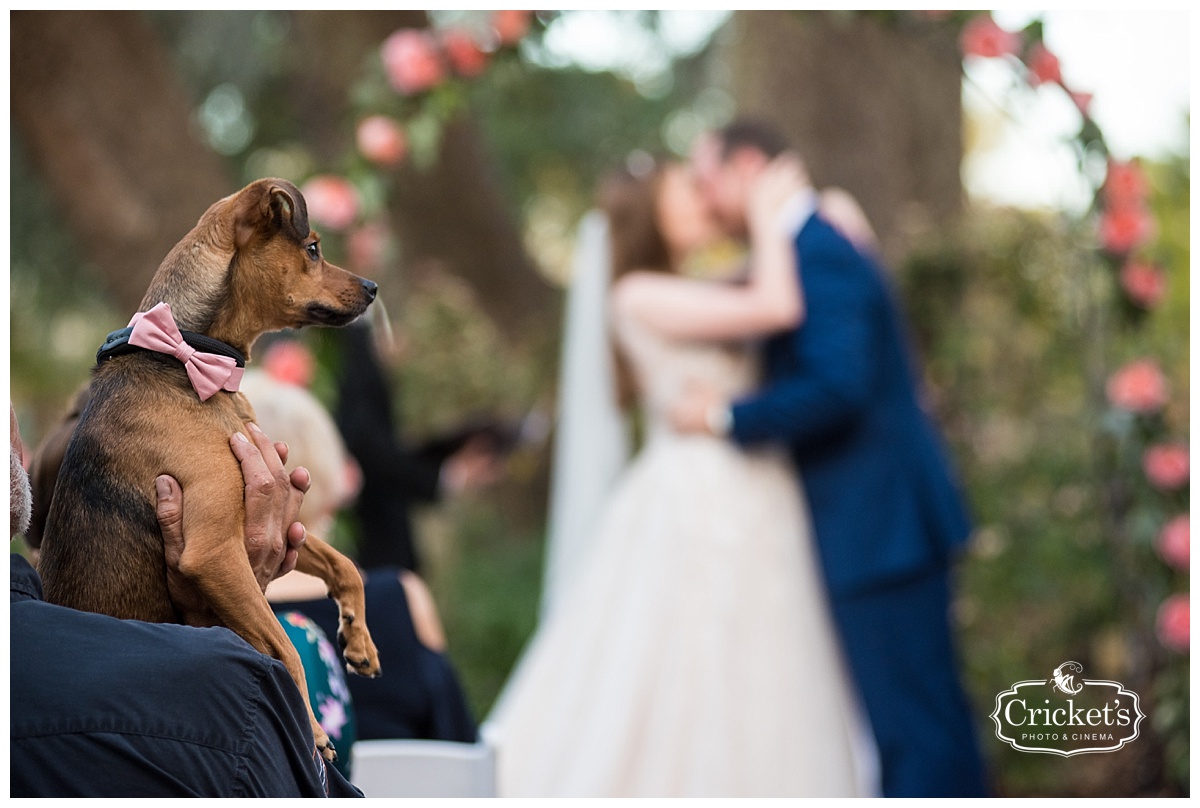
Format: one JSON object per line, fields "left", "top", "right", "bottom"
{"left": 361, "top": 279, "right": 378, "bottom": 302}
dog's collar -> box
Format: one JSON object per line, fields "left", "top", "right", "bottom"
{"left": 97, "top": 326, "right": 246, "bottom": 368}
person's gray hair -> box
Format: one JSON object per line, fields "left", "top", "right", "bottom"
{"left": 11, "top": 446, "right": 32, "bottom": 537}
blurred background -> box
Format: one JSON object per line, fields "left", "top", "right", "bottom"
{"left": 8, "top": 10, "right": 1190, "bottom": 796}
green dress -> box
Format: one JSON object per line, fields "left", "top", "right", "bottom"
{"left": 277, "top": 610, "right": 358, "bottom": 781}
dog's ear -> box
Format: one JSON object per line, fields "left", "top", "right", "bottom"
{"left": 234, "top": 179, "right": 311, "bottom": 249}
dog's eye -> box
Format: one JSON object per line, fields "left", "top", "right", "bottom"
{"left": 306, "top": 242, "right": 320, "bottom": 261}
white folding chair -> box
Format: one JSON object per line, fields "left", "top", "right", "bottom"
{"left": 349, "top": 739, "right": 497, "bottom": 797}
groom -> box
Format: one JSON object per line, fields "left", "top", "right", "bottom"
{"left": 673, "top": 120, "right": 988, "bottom": 797}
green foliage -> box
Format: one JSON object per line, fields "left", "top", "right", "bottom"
{"left": 900, "top": 151, "right": 1189, "bottom": 796}
{"left": 469, "top": 62, "right": 692, "bottom": 221}
{"left": 420, "top": 501, "right": 545, "bottom": 718}
{"left": 9, "top": 138, "right": 124, "bottom": 439}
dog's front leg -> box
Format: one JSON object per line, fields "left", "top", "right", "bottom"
{"left": 174, "top": 483, "right": 337, "bottom": 761}
{"left": 294, "top": 536, "right": 381, "bottom": 678}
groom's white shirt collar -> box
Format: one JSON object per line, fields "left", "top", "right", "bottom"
{"left": 776, "top": 186, "right": 820, "bottom": 238}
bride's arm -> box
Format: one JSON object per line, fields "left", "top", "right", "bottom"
{"left": 612, "top": 157, "right": 807, "bottom": 342}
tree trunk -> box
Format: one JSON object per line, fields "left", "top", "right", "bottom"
{"left": 725, "top": 11, "right": 963, "bottom": 264}
{"left": 10, "top": 10, "right": 234, "bottom": 315}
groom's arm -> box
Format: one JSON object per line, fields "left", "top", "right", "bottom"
{"left": 729, "top": 266, "right": 879, "bottom": 447}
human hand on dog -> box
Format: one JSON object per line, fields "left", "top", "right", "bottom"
{"left": 156, "top": 423, "right": 311, "bottom": 625}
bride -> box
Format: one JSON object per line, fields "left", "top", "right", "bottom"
{"left": 485, "top": 155, "right": 870, "bottom": 797}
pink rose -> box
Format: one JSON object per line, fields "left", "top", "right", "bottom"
{"left": 1106, "top": 359, "right": 1169, "bottom": 414}
{"left": 382, "top": 29, "right": 445, "bottom": 95}
{"left": 1098, "top": 205, "right": 1155, "bottom": 254}
{"left": 1156, "top": 594, "right": 1189, "bottom": 652}
{"left": 1119, "top": 261, "right": 1166, "bottom": 309}
{"left": 492, "top": 10, "right": 533, "bottom": 46}
{"left": 442, "top": 28, "right": 489, "bottom": 77}
{"left": 1157, "top": 514, "right": 1189, "bottom": 572}
{"left": 1143, "top": 443, "right": 1189, "bottom": 490}
{"left": 356, "top": 116, "right": 408, "bottom": 167}
{"left": 1105, "top": 159, "right": 1150, "bottom": 209}
{"left": 1070, "top": 90, "right": 1094, "bottom": 117}
{"left": 348, "top": 221, "right": 391, "bottom": 274}
{"left": 301, "top": 175, "right": 359, "bottom": 232}
{"left": 263, "top": 340, "right": 316, "bottom": 388}
{"left": 960, "top": 14, "right": 1021, "bottom": 59}
{"left": 1025, "top": 42, "right": 1062, "bottom": 87}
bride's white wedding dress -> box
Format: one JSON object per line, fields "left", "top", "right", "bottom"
{"left": 485, "top": 300, "right": 862, "bottom": 797}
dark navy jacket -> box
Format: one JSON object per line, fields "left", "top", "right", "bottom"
{"left": 10, "top": 555, "right": 361, "bottom": 798}
{"left": 731, "top": 215, "right": 972, "bottom": 597}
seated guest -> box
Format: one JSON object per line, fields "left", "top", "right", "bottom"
{"left": 241, "top": 360, "right": 478, "bottom": 743}
{"left": 9, "top": 405, "right": 361, "bottom": 798}
{"left": 242, "top": 367, "right": 361, "bottom": 779}
{"left": 275, "top": 606, "right": 358, "bottom": 781}
{"left": 271, "top": 564, "right": 478, "bottom": 743}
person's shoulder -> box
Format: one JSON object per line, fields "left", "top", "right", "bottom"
{"left": 11, "top": 553, "right": 42, "bottom": 600}
{"left": 798, "top": 215, "right": 886, "bottom": 294}
{"left": 12, "top": 591, "right": 283, "bottom": 717}
{"left": 800, "top": 214, "right": 873, "bottom": 265}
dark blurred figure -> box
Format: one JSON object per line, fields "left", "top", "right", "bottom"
{"left": 334, "top": 321, "right": 504, "bottom": 572}
{"left": 243, "top": 357, "right": 481, "bottom": 745}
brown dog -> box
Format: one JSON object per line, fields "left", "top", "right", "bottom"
{"left": 36, "top": 178, "right": 381, "bottom": 761}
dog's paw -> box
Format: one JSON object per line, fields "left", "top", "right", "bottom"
{"left": 345, "top": 654, "right": 382, "bottom": 679}
{"left": 338, "top": 618, "right": 382, "bottom": 678}
{"left": 314, "top": 725, "right": 337, "bottom": 762}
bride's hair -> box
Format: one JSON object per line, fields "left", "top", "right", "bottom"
{"left": 598, "top": 167, "right": 670, "bottom": 279}
{"left": 597, "top": 165, "right": 673, "bottom": 410}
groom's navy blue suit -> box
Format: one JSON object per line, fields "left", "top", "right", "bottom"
{"left": 730, "top": 213, "right": 988, "bottom": 797}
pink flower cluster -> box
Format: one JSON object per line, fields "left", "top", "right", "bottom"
{"left": 380, "top": 11, "right": 532, "bottom": 97}
{"left": 1024, "top": 43, "right": 1061, "bottom": 87}
{"left": 296, "top": 13, "right": 534, "bottom": 252}
{"left": 1143, "top": 443, "right": 1189, "bottom": 491}
{"left": 1106, "top": 359, "right": 1169, "bottom": 415}
{"left": 263, "top": 340, "right": 316, "bottom": 388}
{"left": 1099, "top": 159, "right": 1156, "bottom": 256}
{"left": 1157, "top": 515, "right": 1189, "bottom": 571}
{"left": 301, "top": 175, "right": 359, "bottom": 232}
{"left": 958, "top": 13, "right": 1188, "bottom": 659}
{"left": 959, "top": 14, "right": 1021, "bottom": 59}
{"left": 1157, "top": 594, "right": 1189, "bottom": 653}
{"left": 351, "top": 11, "right": 533, "bottom": 176}
{"left": 1119, "top": 261, "right": 1166, "bottom": 309}
{"left": 382, "top": 29, "right": 446, "bottom": 95}
{"left": 356, "top": 116, "right": 408, "bottom": 167}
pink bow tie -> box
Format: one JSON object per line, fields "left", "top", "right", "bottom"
{"left": 128, "top": 302, "right": 244, "bottom": 401}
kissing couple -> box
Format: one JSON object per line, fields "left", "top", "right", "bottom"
{"left": 485, "top": 119, "right": 989, "bottom": 798}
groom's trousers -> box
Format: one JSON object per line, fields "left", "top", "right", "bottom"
{"left": 831, "top": 565, "right": 989, "bottom": 797}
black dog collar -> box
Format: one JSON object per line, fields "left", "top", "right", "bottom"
{"left": 96, "top": 326, "right": 247, "bottom": 368}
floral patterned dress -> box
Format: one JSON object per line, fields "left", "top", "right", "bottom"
{"left": 278, "top": 610, "right": 358, "bottom": 780}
